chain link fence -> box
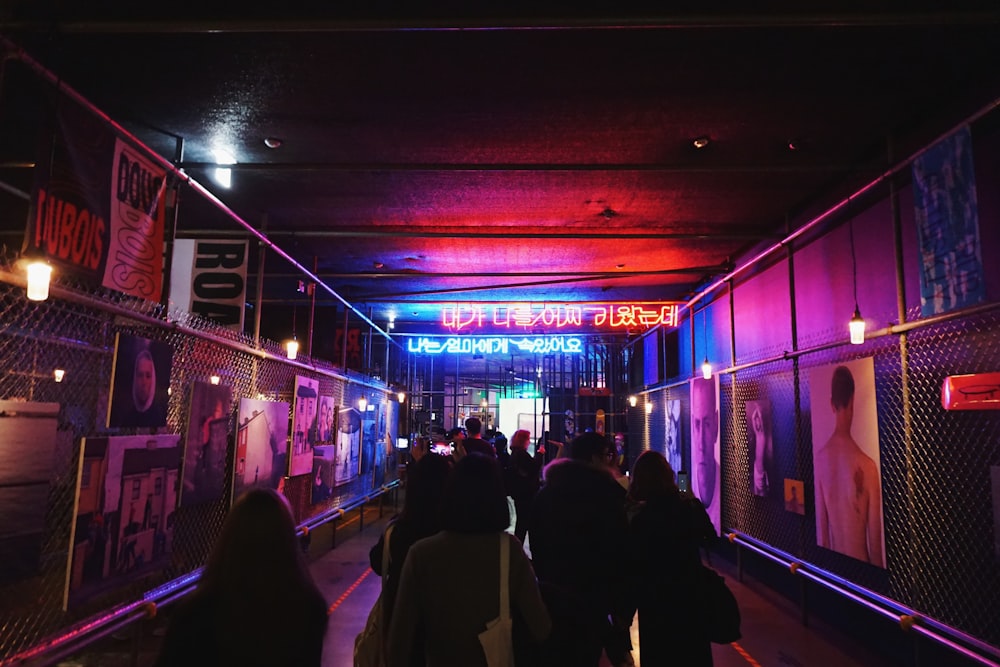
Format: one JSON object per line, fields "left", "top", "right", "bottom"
{"left": 637, "top": 305, "right": 1000, "bottom": 653}
{"left": 0, "top": 257, "right": 397, "bottom": 662}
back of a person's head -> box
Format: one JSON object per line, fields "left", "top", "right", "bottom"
{"left": 510, "top": 429, "right": 531, "bottom": 450}
{"left": 401, "top": 453, "right": 452, "bottom": 530}
{"left": 629, "top": 450, "right": 678, "bottom": 503}
{"left": 201, "top": 488, "right": 311, "bottom": 598}
{"left": 440, "top": 453, "right": 508, "bottom": 533}
{"left": 465, "top": 416, "right": 482, "bottom": 436}
{"left": 831, "top": 365, "right": 855, "bottom": 409}
{"left": 568, "top": 431, "right": 610, "bottom": 462}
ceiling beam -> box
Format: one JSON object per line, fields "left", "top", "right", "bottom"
{"left": 176, "top": 228, "right": 781, "bottom": 241}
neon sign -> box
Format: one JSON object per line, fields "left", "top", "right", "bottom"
{"left": 440, "top": 302, "right": 680, "bottom": 332}
{"left": 407, "top": 336, "right": 584, "bottom": 355}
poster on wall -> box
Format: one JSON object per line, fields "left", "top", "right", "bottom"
{"left": 168, "top": 238, "right": 249, "bottom": 330}
{"left": 746, "top": 399, "right": 775, "bottom": 498}
{"left": 317, "top": 395, "right": 335, "bottom": 443}
{"left": 24, "top": 99, "right": 167, "bottom": 302}
{"left": 333, "top": 407, "right": 362, "bottom": 487}
{"left": 64, "top": 434, "right": 181, "bottom": 610}
{"left": 690, "top": 375, "right": 720, "bottom": 534}
{"left": 665, "top": 399, "right": 682, "bottom": 476}
{"left": 107, "top": 333, "right": 173, "bottom": 429}
{"left": 234, "top": 398, "right": 289, "bottom": 499}
{"left": 912, "top": 124, "right": 985, "bottom": 317}
{"left": 289, "top": 376, "right": 318, "bottom": 477}
{"left": 180, "top": 382, "right": 232, "bottom": 506}
{"left": 0, "top": 401, "right": 60, "bottom": 586}
{"left": 808, "top": 357, "right": 886, "bottom": 567}
{"left": 784, "top": 479, "right": 806, "bottom": 515}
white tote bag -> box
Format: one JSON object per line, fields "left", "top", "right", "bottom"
{"left": 477, "top": 534, "right": 514, "bottom": 667}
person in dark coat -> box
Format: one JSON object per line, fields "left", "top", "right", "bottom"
{"left": 626, "top": 450, "right": 718, "bottom": 667}
{"left": 462, "top": 417, "right": 496, "bottom": 457}
{"left": 527, "top": 432, "right": 630, "bottom": 667}
{"left": 154, "top": 488, "right": 327, "bottom": 667}
{"left": 502, "top": 429, "right": 542, "bottom": 542}
{"left": 369, "top": 452, "right": 454, "bottom": 666}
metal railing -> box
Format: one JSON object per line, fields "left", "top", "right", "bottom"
{"left": 727, "top": 530, "right": 1000, "bottom": 667}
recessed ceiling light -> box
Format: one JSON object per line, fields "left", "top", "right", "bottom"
{"left": 263, "top": 137, "right": 283, "bottom": 148}
{"left": 374, "top": 261, "right": 384, "bottom": 269}
{"left": 787, "top": 139, "right": 799, "bottom": 151}
{"left": 616, "top": 264, "right": 625, "bottom": 269}
{"left": 693, "top": 136, "right": 711, "bottom": 149}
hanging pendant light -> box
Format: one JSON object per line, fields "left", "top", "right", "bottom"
{"left": 286, "top": 335, "right": 299, "bottom": 360}
{"left": 701, "top": 357, "right": 712, "bottom": 380}
{"left": 849, "top": 304, "right": 865, "bottom": 345}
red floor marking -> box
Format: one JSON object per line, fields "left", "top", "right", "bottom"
{"left": 327, "top": 568, "right": 373, "bottom": 615}
{"left": 730, "top": 641, "right": 763, "bottom": 667}
{"left": 339, "top": 506, "right": 375, "bottom": 529}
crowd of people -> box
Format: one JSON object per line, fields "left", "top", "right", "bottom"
{"left": 154, "top": 416, "right": 719, "bottom": 667}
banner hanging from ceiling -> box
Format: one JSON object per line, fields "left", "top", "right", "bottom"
{"left": 24, "top": 98, "right": 168, "bottom": 302}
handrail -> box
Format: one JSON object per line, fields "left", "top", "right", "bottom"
{"left": 727, "top": 530, "right": 1000, "bottom": 667}
{"left": 2, "top": 483, "right": 399, "bottom": 667}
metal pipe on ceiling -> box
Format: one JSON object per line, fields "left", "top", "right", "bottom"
{"left": 175, "top": 160, "right": 864, "bottom": 174}
{"left": 5, "top": 12, "right": 1000, "bottom": 34}
{"left": 174, "top": 229, "right": 779, "bottom": 241}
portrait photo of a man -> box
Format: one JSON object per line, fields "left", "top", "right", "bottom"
{"left": 107, "top": 333, "right": 173, "bottom": 429}
{"left": 690, "top": 374, "right": 720, "bottom": 534}
{"left": 809, "top": 357, "right": 886, "bottom": 568}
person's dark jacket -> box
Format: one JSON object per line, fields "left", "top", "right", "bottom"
{"left": 155, "top": 585, "right": 327, "bottom": 667}
{"left": 626, "top": 493, "right": 718, "bottom": 666}
{"left": 528, "top": 458, "right": 629, "bottom": 614}
{"left": 503, "top": 449, "right": 542, "bottom": 541}
{"left": 463, "top": 436, "right": 495, "bottom": 458}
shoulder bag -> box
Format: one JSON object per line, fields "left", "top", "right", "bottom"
{"left": 477, "top": 534, "right": 514, "bottom": 667}
{"left": 354, "top": 524, "right": 394, "bottom": 667}
{"left": 697, "top": 557, "right": 741, "bottom": 644}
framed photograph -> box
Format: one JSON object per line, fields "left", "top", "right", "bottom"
{"left": 746, "top": 399, "right": 775, "bottom": 498}
{"left": 289, "top": 376, "right": 318, "bottom": 476}
{"left": 65, "top": 434, "right": 182, "bottom": 610}
{"left": 180, "top": 382, "right": 232, "bottom": 506}
{"left": 665, "top": 398, "right": 682, "bottom": 475}
{"left": 234, "top": 398, "right": 290, "bottom": 500}
{"left": 690, "top": 375, "right": 720, "bottom": 534}
{"left": 334, "top": 407, "right": 362, "bottom": 486}
{"left": 808, "top": 358, "right": 886, "bottom": 567}
{"left": 784, "top": 478, "right": 806, "bottom": 515}
{"left": 317, "top": 395, "right": 336, "bottom": 443}
{"left": 107, "top": 333, "right": 173, "bottom": 428}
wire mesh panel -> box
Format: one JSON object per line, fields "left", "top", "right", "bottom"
{"left": 695, "top": 309, "right": 1000, "bottom": 651}
{"left": 0, "top": 260, "right": 396, "bottom": 661}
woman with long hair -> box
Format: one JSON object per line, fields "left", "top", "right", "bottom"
{"left": 155, "top": 488, "right": 327, "bottom": 667}
{"left": 627, "top": 450, "right": 717, "bottom": 666}
{"left": 369, "top": 452, "right": 453, "bottom": 665}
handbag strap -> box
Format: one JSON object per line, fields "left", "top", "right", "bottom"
{"left": 381, "top": 524, "right": 394, "bottom": 584}
{"left": 498, "top": 533, "right": 509, "bottom": 620}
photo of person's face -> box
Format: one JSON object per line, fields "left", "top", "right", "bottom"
{"left": 665, "top": 399, "right": 682, "bottom": 473}
{"left": 133, "top": 352, "right": 155, "bottom": 411}
{"left": 691, "top": 377, "right": 718, "bottom": 507}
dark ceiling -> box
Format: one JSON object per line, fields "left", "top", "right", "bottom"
{"left": 2, "top": 5, "right": 1000, "bottom": 347}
